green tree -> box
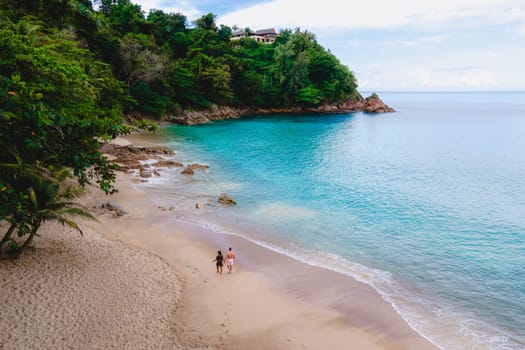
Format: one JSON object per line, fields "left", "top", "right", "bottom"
{"left": 0, "top": 18, "right": 125, "bottom": 193}
{"left": 296, "top": 85, "right": 323, "bottom": 106}
{"left": 107, "top": 0, "right": 148, "bottom": 34}
{"left": 274, "top": 31, "right": 313, "bottom": 104}
{"left": 0, "top": 166, "right": 95, "bottom": 255}
{"left": 147, "top": 9, "right": 186, "bottom": 49}
{"left": 194, "top": 13, "right": 216, "bottom": 31}
{"left": 118, "top": 33, "right": 168, "bottom": 88}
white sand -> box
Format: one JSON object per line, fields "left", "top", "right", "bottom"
{"left": 0, "top": 220, "right": 185, "bottom": 349}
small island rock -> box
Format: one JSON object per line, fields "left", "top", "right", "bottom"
{"left": 218, "top": 193, "right": 236, "bottom": 206}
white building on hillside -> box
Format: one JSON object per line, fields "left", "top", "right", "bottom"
{"left": 231, "top": 28, "right": 277, "bottom": 44}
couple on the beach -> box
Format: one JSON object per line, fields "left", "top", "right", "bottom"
{"left": 213, "top": 247, "right": 235, "bottom": 275}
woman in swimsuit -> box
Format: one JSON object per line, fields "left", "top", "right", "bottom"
{"left": 213, "top": 250, "right": 224, "bottom": 275}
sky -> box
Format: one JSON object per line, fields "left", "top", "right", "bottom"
{"left": 133, "top": 0, "right": 525, "bottom": 91}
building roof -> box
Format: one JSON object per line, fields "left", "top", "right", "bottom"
{"left": 255, "top": 28, "right": 277, "bottom": 36}
{"left": 232, "top": 30, "right": 246, "bottom": 37}
{"left": 232, "top": 28, "right": 277, "bottom": 37}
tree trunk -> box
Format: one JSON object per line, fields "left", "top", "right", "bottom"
{"left": 19, "top": 234, "right": 35, "bottom": 252}
{"left": 19, "top": 222, "right": 41, "bottom": 253}
{"left": 0, "top": 223, "right": 17, "bottom": 246}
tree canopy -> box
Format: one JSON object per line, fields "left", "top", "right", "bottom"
{"left": 2, "top": 0, "right": 359, "bottom": 117}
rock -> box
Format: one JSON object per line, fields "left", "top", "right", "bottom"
{"left": 117, "top": 163, "right": 141, "bottom": 171}
{"left": 166, "top": 105, "right": 250, "bottom": 125}
{"left": 100, "top": 144, "right": 176, "bottom": 172}
{"left": 363, "top": 93, "right": 395, "bottom": 113}
{"left": 181, "top": 166, "right": 195, "bottom": 175}
{"left": 195, "top": 203, "right": 201, "bottom": 209}
{"left": 142, "top": 146, "right": 175, "bottom": 155}
{"left": 99, "top": 202, "right": 127, "bottom": 217}
{"left": 188, "top": 163, "right": 210, "bottom": 171}
{"left": 218, "top": 193, "right": 236, "bottom": 206}
{"left": 168, "top": 206, "right": 175, "bottom": 211}
{"left": 152, "top": 160, "right": 183, "bottom": 167}
{"left": 165, "top": 94, "right": 394, "bottom": 126}
{"left": 116, "top": 158, "right": 142, "bottom": 167}
{"left": 140, "top": 169, "right": 152, "bottom": 178}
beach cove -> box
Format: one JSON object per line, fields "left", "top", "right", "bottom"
{"left": 2, "top": 92, "right": 524, "bottom": 349}
{"left": 3, "top": 1, "right": 524, "bottom": 347}
{"left": 0, "top": 133, "right": 436, "bottom": 350}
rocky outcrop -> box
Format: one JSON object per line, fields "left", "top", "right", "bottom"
{"left": 152, "top": 160, "right": 183, "bottom": 167}
{"left": 95, "top": 202, "right": 127, "bottom": 217}
{"left": 188, "top": 163, "right": 210, "bottom": 171}
{"left": 180, "top": 166, "right": 195, "bottom": 175}
{"left": 218, "top": 193, "right": 236, "bottom": 206}
{"left": 100, "top": 144, "right": 176, "bottom": 172}
{"left": 142, "top": 146, "right": 176, "bottom": 155}
{"left": 166, "top": 93, "right": 394, "bottom": 125}
{"left": 362, "top": 93, "right": 395, "bottom": 113}
{"left": 180, "top": 163, "right": 210, "bottom": 175}
{"left": 166, "top": 105, "right": 252, "bottom": 125}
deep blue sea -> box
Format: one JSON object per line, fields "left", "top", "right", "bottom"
{"left": 138, "top": 92, "right": 525, "bottom": 349}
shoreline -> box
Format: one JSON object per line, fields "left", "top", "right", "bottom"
{"left": 164, "top": 93, "right": 394, "bottom": 125}
{"left": 0, "top": 134, "right": 437, "bottom": 350}
{"left": 97, "top": 170, "right": 438, "bottom": 350}
{"left": 109, "top": 134, "right": 438, "bottom": 349}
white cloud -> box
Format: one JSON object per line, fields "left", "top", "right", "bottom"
{"left": 217, "top": 0, "right": 522, "bottom": 30}
{"left": 133, "top": 0, "right": 201, "bottom": 20}
{"left": 518, "top": 22, "right": 525, "bottom": 36}
{"left": 356, "top": 66, "right": 501, "bottom": 91}
{"left": 418, "top": 67, "right": 498, "bottom": 89}
{"left": 382, "top": 35, "right": 445, "bottom": 47}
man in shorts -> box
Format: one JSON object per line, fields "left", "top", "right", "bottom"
{"left": 225, "top": 247, "right": 235, "bottom": 274}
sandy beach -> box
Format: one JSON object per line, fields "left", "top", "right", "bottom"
{"left": 0, "top": 135, "right": 438, "bottom": 350}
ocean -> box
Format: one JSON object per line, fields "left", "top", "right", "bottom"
{"left": 136, "top": 92, "right": 525, "bottom": 349}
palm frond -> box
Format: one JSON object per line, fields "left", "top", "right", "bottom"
{"left": 39, "top": 206, "right": 97, "bottom": 222}
{"left": 55, "top": 218, "right": 84, "bottom": 235}
{"left": 0, "top": 163, "right": 52, "bottom": 183}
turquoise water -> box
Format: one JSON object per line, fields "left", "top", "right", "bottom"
{"left": 139, "top": 92, "right": 525, "bottom": 349}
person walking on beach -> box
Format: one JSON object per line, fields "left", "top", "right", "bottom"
{"left": 213, "top": 250, "right": 224, "bottom": 275}
{"left": 226, "top": 247, "right": 235, "bottom": 274}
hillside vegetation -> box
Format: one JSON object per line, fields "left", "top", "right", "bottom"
{"left": 1, "top": 0, "right": 360, "bottom": 117}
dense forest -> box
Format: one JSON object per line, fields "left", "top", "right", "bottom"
{"left": 1, "top": 0, "right": 359, "bottom": 117}
{"left": 0, "top": 0, "right": 360, "bottom": 254}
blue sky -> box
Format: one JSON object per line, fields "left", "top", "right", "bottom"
{"left": 133, "top": 0, "right": 525, "bottom": 91}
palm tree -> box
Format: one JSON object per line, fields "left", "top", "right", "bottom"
{"left": 0, "top": 154, "right": 52, "bottom": 248}
{"left": 1, "top": 165, "right": 96, "bottom": 255}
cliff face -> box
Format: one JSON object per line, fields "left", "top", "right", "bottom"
{"left": 166, "top": 93, "right": 394, "bottom": 125}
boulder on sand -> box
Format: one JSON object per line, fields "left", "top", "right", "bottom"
{"left": 181, "top": 166, "right": 195, "bottom": 175}
{"left": 218, "top": 193, "right": 236, "bottom": 206}
{"left": 188, "top": 163, "right": 210, "bottom": 171}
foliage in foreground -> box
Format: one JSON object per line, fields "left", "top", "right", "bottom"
{"left": 0, "top": 165, "right": 96, "bottom": 256}
{"left": 0, "top": 13, "right": 122, "bottom": 254}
